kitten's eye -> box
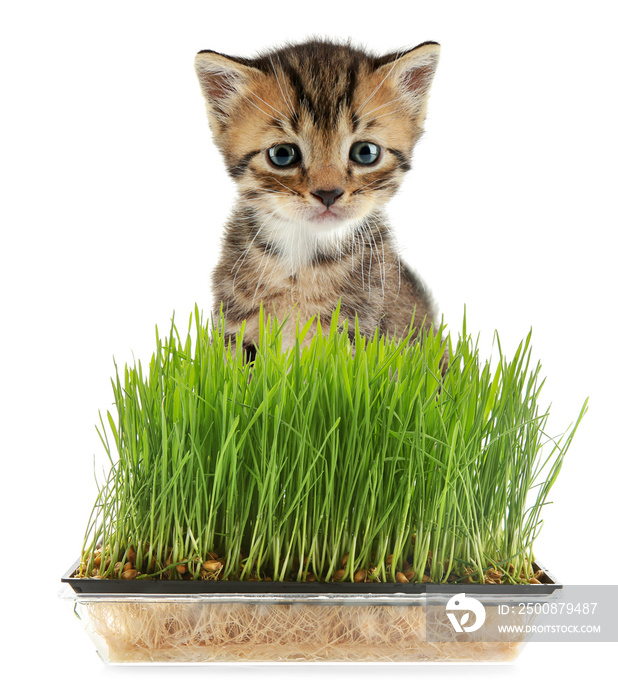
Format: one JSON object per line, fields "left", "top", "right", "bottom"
{"left": 350, "top": 142, "right": 380, "bottom": 165}
{"left": 267, "top": 144, "right": 301, "bottom": 167}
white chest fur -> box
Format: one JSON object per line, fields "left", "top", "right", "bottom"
{"left": 257, "top": 214, "right": 356, "bottom": 273}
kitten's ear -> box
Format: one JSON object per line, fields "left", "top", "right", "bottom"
{"left": 194, "top": 50, "right": 261, "bottom": 130}
{"left": 376, "top": 42, "right": 440, "bottom": 115}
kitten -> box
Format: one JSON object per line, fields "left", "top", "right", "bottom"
{"left": 194, "top": 39, "right": 440, "bottom": 357}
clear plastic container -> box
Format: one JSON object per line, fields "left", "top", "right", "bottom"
{"left": 60, "top": 585, "right": 559, "bottom": 664}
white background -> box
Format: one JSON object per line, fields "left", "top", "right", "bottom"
{"left": 1, "top": 0, "right": 616, "bottom": 693}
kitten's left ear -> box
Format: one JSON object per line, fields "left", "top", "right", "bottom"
{"left": 377, "top": 42, "right": 440, "bottom": 115}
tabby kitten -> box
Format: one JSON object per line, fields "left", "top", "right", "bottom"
{"left": 194, "top": 39, "right": 440, "bottom": 356}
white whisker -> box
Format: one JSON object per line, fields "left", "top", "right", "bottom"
{"left": 230, "top": 210, "right": 277, "bottom": 293}
{"left": 270, "top": 177, "right": 299, "bottom": 196}
{"left": 244, "top": 86, "right": 289, "bottom": 120}
{"left": 352, "top": 50, "right": 404, "bottom": 119}
{"left": 269, "top": 56, "right": 295, "bottom": 116}
{"left": 359, "top": 93, "right": 406, "bottom": 119}
{"left": 237, "top": 91, "right": 286, "bottom": 125}
{"left": 364, "top": 104, "right": 414, "bottom": 121}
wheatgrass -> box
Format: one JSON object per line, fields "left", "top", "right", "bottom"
{"left": 79, "top": 306, "right": 586, "bottom": 584}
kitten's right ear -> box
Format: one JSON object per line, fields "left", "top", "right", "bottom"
{"left": 194, "top": 51, "right": 261, "bottom": 131}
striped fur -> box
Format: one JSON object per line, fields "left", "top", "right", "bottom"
{"left": 195, "top": 39, "right": 440, "bottom": 353}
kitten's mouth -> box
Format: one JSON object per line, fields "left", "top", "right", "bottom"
{"left": 308, "top": 208, "right": 343, "bottom": 223}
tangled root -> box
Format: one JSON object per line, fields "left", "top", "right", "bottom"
{"left": 80, "top": 599, "right": 523, "bottom": 663}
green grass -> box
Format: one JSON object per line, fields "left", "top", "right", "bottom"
{"left": 79, "top": 305, "right": 586, "bottom": 584}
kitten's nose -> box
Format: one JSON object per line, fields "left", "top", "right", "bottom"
{"left": 311, "top": 189, "right": 344, "bottom": 208}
